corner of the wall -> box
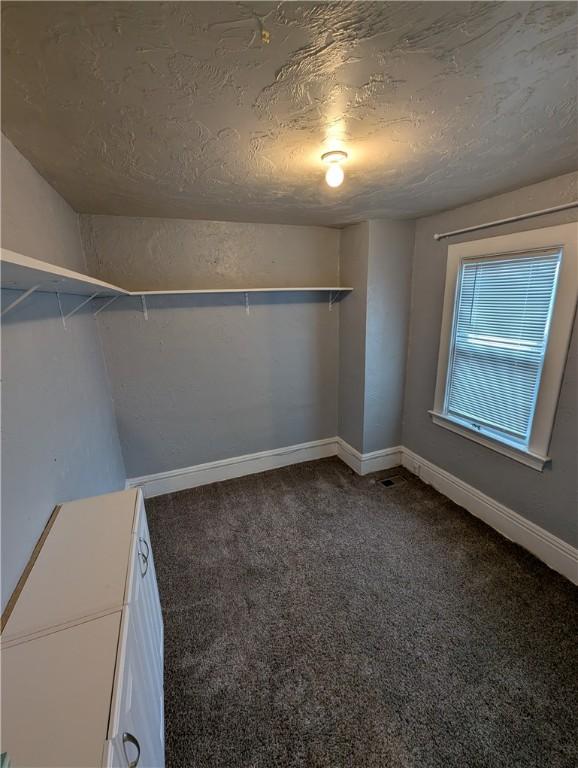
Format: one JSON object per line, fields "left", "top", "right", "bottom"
{"left": 337, "top": 438, "right": 403, "bottom": 476}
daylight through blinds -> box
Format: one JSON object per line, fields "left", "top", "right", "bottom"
{"left": 445, "top": 251, "right": 561, "bottom": 444}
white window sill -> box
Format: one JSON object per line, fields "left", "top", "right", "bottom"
{"left": 428, "top": 411, "right": 550, "bottom": 471}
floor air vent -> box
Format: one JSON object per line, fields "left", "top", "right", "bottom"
{"left": 380, "top": 475, "right": 403, "bottom": 488}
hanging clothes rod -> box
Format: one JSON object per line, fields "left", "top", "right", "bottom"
{"left": 433, "top": 201, "right": 578, "bottom": 241}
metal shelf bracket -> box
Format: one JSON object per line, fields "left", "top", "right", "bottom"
{"left": 329, "top": 290, "right": 341, "bottom": 310}
{"left": 57, "top": 292, "right": 66, "bottom": 327}
{"left": 63, "top": 293, "right": 100, "bottom": 321}
{"left": 93, "top": 296, "right": 120, "bottom": 317}
{"left": 1, "top": 284, "right": 42, "bottom": 318}
{"left": 141, "top": 295, "right": 148, "bottom": 320}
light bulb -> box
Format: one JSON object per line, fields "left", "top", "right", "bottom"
{"left": 322, "top": 149, "right": 347, "bottom": 188}
{"left": 325, "top": 163, "right": 344, "bottom": 188}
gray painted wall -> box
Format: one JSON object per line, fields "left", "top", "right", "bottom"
{"left": 338, "top": 223, "right": 369, "bottom": 452}
{"left": 403, "top": 171, "right": 578, "bottom": 547}
{"left": 80, "top": 216, "right": 339, "bottom": 291}
{"left": 1, "top": 136, "right": 126, "bottom": 611}
{"left": 363, "top": 220, "right": 414, "bottom": 453}
{"left": 80, "top": 215, "right": 340, "bottom": 477}
{"left": 1, "top": 134, "right": 86, "bottom": 272}
{"left": 338, "top": 220, "right": 414, "bottom": 454}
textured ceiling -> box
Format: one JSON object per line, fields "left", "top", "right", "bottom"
{"left": 2, "top": 1, "right": 577, "bottom": 226}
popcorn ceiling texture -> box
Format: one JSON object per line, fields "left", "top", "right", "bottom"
{"left": 1, "top": 1, "right": 577, "bottom": 225}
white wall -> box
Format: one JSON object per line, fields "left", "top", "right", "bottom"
{"left": 1, "top": 136, "right": 126, "bottom": 610}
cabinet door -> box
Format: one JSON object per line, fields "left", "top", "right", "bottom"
{"left": 136, "top": 497, "right": 163, "bottom": 643}
{"left": 108, "top": 503, "right": 164, "bottom": 768}
{"left": 135, "top": 508, "right": 164, "bottom": 766}
{"left": 107, "top": 603, "right": 164, "bottom": 768}
{"left": 135, "top": 505, "right": 164, "bottom": 688}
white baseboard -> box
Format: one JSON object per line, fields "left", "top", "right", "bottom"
{"left": 127, "top": 438, "right": 577, "bottom": 585}
{"left": 127, "top": 437, "right": 339, "bottom": 498}
{"left": 127, "top": 437, "right": 403, "bottom": 498}
{"left": 337, "top": 439, "right": 403, "bottom": 475}
{"left": 401, "top": 447, "right": 578, "bottom": 585}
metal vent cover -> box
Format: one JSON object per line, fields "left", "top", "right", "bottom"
{"left": 379, "top": 475, "right": 404, "bottom": 488}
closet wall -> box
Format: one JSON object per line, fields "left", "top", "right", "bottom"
{"left": 80, "top": 215, "right": 341, "bottom": 478}
{"left": 1, "top": 136, "right": 126, "bottom": 610}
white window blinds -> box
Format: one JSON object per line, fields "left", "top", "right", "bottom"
{"left": 445, "top": 250, "right": 561, "bottom": 446}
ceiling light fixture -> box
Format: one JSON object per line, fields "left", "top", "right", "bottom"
{"left": 322, "top": 150, "right": 348, "bottom": 188}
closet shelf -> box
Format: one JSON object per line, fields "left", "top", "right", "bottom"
{"left": 135, "top": 287, "right": 352, "bottom": 295}
{"left": 1, "top": 249, "right": 127, "bottom": 297}
{"left": 1, "top": 250, "right": 352, "bottom": 297}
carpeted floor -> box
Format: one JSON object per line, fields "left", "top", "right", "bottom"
{"left": 146, "top": 457, "right": 578, "bottom": 768}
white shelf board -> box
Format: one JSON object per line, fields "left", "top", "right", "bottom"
{"left": 1, "top": 249, "right": 353, "bottom": 298}
{"left": 1, "top": 249, "right": 127, "bottom": 297}
{"left": 131, "top": 287, "right": 352, "bottom": 295}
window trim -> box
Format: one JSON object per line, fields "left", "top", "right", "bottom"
{"left": 431, "top": 222, "right": 578, "bottom": 471}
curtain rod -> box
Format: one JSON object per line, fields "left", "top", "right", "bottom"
{"left": 433, "top": 201, "right": 578, "bottom": 241}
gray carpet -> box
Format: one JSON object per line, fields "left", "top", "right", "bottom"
{"left": 146, "top": 457, "right": 578, "bottom": 768}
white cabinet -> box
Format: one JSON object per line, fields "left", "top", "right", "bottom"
{"left": 2, "top": 613, "right": 122, "bottom": 767}
{"left": 1, "top": 489, "right": 164, "bottom": 768}
{"left": 107, "top": 508, "right": 164, "bottom": 768}
{"left": 2, "top": 490, "right": 136, "bottom": 644}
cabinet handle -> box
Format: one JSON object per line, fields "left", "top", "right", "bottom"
{"left": 139, "top": 537, "right": 150, "bottom": 561}
{"left": 122, "top": 732, "right": 141, "bottom": 767}
{"left": 139, "top": 551, "right": 149, "bottom": 577}
{"left": 138, "top": 538, "right": 149, "bottom": 577}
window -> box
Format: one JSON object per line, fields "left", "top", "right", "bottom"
{"left": 431, "top": 223, "right": 578, "bottom": 470}
{"left": 446, "top": 250, "right": 560, "bottom": 446}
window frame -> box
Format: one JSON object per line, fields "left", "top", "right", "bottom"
{"left": 430, "top": 222, "right": 578, "bottom": 471}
